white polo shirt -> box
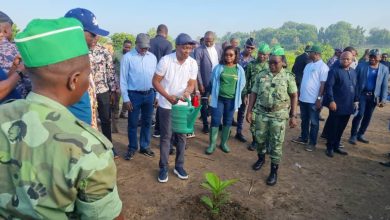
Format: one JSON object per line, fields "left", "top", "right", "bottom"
{"left": 299, "top": 59, "right": 329, "bottom": 103}
{"left": 156, "top": 52, "right": 198, "bottom": 109}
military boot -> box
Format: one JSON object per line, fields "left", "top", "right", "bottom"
{"left": 220, "top": 126, "right": 231, "bottom": 153}
{"left": 266, "top": 163, "right": 279, "bottom": 186}
{"left": 205, "top": 127, "right": 219, "bottom": 155}
{"left": 252, "top": 153, "right": 265, "bottom": 171}
{"left": 247, "top": 135, "right": 257, "bottom": 151}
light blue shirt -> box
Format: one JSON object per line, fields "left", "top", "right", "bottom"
{"left": 120, "top": 49, "right": 157, "bottom": 102}
{"left": 210, "top": 64, "right": 246, "bottom": 111}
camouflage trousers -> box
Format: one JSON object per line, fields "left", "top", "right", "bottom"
{"left": 253, "top": 112, "right": 287, "bottom": 164}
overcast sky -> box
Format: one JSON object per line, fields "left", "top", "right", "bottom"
{"left": 4, "top": 0, "right": 390, "bottom": 39}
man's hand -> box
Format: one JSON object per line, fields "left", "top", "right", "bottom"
{"left": 315, "top": 99, "right": 322, "bottom": 110}
{"left": 289, "top": 117, "right": 297, "bottom": 128}
{"left": 246, "top": 112, "right": 252, "bottom": 124}
{"left": 124, "top": 101, "right": 133, "bottom": 112}
{"left": 154, "top": 99, "right": 159, "bottom": 108}
{"left": 167, "top": 95, "right": 178, "bottom": 105}
{"left": 329, "top": 101, "right": 337, "bottom": 111}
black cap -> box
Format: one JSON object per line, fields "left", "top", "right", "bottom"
{"left": 369, "top": 49, "right": 381, "bottom": 56}
{"left": 0, "top": 11, "right": 13, "bottom": 25}
{"left": 245, "top": 38, "right": 255, "bottom": 47}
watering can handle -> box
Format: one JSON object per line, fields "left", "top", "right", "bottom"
{"left": 175, "top": 97, "right": 192, "bottom": 106}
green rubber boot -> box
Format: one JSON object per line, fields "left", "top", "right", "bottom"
{"left": 205, "top": 127, "right": 219, "bottom": 155}
{"left": 220, "top": 126, "right": 231, "bottom": 153}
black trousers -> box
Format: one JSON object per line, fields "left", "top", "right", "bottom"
{"left": 97, "top": 91, "right": 112, "bottom": 141}
{"left": 326, "top": 111, "right": 350, "bottom": 151}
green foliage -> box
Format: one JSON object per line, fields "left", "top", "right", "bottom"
{"left": 98, "top": 36, "right": 110, "bottom": 45}
{"left": 200, "top": 172, "right": 238, "bottom": 215}
{"left": 367, "top": 28, "right": 390, "bottom": 46}
{"left": 147, "top": 27, "right": 157, "bottom": 39}
{"left": 110, "top": 32, "right": 135, "bottom": 52}
{"left": 11, "top": 24, "right": 20, "bottom": 41}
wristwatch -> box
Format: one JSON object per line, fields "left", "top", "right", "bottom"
{"left": 317, "top": 96, "right": 322, "bottom": 100}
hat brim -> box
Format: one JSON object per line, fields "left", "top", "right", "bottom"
{"left": 85, "top": 27, "right": 109, "bottom": 37}
{"left": 177, "top": 40, "right": 196, "bottom": 45}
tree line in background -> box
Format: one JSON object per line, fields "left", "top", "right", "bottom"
{"left": 11, "top": 20, "right": 390, "bottom": 69}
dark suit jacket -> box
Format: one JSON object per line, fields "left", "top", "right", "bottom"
{"left": 292, "top": 52, "right": 310, "bottom": 84}
{"left": 149, "top": 35, "right": 173, "bottom": 62}
{"left": 194, "top": 44, "right": 223, "bottom": 88}
{"left": 355, "top": 62, "right": 389, "bottom": 102}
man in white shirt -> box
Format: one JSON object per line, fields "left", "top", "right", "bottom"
{"left": 194, "top": 31, "right": 222, "bottom": 133}
{"left": 152, "top": 33, "right": 198, "bottom": 183}
{"left": 292, "top": 45, "right": 329, "bottom": 152}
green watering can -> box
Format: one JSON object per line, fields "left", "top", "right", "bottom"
{"left": 171, "top": 99, "right": 201, "bottom": 134}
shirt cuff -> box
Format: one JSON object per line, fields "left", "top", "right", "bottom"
{"left": 75, "top": 185, "right": 122, "bottom": 220}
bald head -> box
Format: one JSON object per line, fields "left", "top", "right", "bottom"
{"left": 340, "top": 51, "right": 353, "bottom": 69}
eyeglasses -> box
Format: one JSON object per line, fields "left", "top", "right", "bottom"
{"left": 225, "top": 53, "right": 235, "bottom": 57}
{"left": 268, "top": 60, "right": 281, "bottom": 65}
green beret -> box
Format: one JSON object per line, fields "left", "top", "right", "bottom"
{"left": 15, "top": 17, "right": 89, "bottom": 68}
{"left": 258, "top": 43, "right": 271, "bottom": 54}
{"left": 271, "top": 45, "right": 285, "bottom": 56}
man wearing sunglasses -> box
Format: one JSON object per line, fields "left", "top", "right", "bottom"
{"left": 65, "top": 8, "right": 119, "bottom": 157}
{"left": 246, "top": 45, "right": 298, "bottom": 186}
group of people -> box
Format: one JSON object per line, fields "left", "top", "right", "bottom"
{"left": 0, "top": 7, "right": 389, "bottom": 219}
{"left": 291, "top": 45, "right": 389, "bottom": 161}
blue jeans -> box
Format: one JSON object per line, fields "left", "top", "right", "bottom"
{"left": 127, "top": 90, "right": 155, "bottom": 152}
{"left": 351, "top": 94, "right": 376, "bottom": 137}
{"left": 211, "top": 96, "right": 235, "bottom": 127}
{"left": 299, "top": 101, "right": 320, "bottom": 145}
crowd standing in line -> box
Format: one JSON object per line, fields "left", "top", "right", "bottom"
{"left": 0, "top": 8, "right": 389, "bottom": 219}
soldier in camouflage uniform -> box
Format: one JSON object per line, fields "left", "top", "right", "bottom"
{"left": 246, "top": 45, "right": 298, "bottom": 186}
{"left": 245, "top": 43, "right": 271, "bottom": 151}
{"left": 0, "top": 18, "right": 122, "bottom": 219}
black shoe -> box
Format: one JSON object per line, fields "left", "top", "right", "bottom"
{"left": 232, "top": 120, "right": 238, "bottom": 127}
{"left": 266, "top": 163, "right": 278, "bottom": 186}
{"left": 379, "top": 161, "right": 390, "bottom": 167}
{"left": 119, "top": 113, "right": 128, "bottom": 119}
{"left": 357, "top": 135, "right": 369, "bottom": 144}
{"left": 252, "top": 154, "right": 265, "bottom": 171}
{"left": 319, "top": 116, "right": 325, "bottom": 121}
{"left": 140, "top": 148, "right": 155, "bottom": 157}
{"left": 325, "top": 149, "right": 334, "bottom": 158}
{"left": 202, "top": 125, "right": 209, "bottom": 134}
{"left": 247, "top": 141, "right": 256, "bottom": 151}
{"left": 387, "top": 152, "right": 390, "bottom": 158}
{"left": 169, "top": 147, "right": 176, "bottom": 155}
{"left": 320, "top": 134, "right": 327, "bottom": 139}
{"left": 124, "top": 150, "right": 135, "bottom": 160}
{"left": 334, "top": 148, "right": 348, "bottom": 155}
{"left": 235, "top": 133, "right": 247, "bottom": 143}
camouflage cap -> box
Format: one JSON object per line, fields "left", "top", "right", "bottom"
{"left": 15, "top": 17, "right": 89, "bottom": 67}
{"left": 271, "top": 45, "right": 285, "bottom": 56}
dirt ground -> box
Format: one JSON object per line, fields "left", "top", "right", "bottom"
{"left": 111, "top": 105, "right": 390, "bottom": 220}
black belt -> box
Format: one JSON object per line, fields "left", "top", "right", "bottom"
{"left": 259, "top": 105, "right": 287, "bottom": 113}
{"left": 129, "top": 89, "right": 154, "bottom": 95}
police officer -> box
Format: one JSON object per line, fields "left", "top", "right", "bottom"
{"left": 0, "top": 18, "right": 123, "bottom": 219}
{"left": 245, "top": 43, "right": 271, "bottom": 151}
{"left": 246, "top": 45, "right": 298, "bottom": 186}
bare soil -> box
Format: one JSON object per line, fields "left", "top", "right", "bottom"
{"left": 111, "top": 106, "right": 390, "bottom": 220}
